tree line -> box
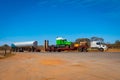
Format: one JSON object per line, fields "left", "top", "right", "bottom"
{"left": 107, "top": 40, "right": 120, "bottom": 49}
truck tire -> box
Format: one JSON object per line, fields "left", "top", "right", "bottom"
{"left": 49, "top": 50, "right": 52, "bottom": 52}
{"left": 57, "top": 49, "right": 61, "bottom": 52}
{"left": 98, "top": 48, "right": 104, "bottom": 52}
{"left": 77, "top": 47, "right": 81, "bottom": 52}
{"left": 78, "top": 47, "right": 84, "bottom": 52}
{"left": 81, "top": 47, "right": 84, "bottom": 52}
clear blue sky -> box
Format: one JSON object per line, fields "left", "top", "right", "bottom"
{"left": 0, "top": 0, "right": 120, "bottom": 45}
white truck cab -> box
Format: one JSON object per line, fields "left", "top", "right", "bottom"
{"left": 90, "top": 41, "right": 107, "bottom": 51}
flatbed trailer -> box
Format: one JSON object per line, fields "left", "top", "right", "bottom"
{"left": 44, "top": 37, "right": 107, "bottom": 52}
{"left": 45, "top": 46, "right": 76, "bottom": 52}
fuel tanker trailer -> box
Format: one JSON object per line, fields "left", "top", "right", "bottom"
{"left": 11, "top": 41, "right": 40, "bottom": 52}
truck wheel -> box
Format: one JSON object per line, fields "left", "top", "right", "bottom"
{"left": 78, "top": 47, "right": 83, "bottom": 52}
{"left": 99, "top": 48, "right": 104, "bottom": 52}
{"left": 81, "top": 48, "right": 84, "bottom": 52}
{"left": 77, "top": 47, "right": 81, "bottom": 52}
{"left": 49, "top": 50, "right": 52, "bottom": 52}
{"left": 57, "top": 49, "right": 61, "bottom": 52}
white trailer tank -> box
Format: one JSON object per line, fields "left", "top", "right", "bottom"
{"left": 11, "top": 41, "right": 38, "bottom": 47}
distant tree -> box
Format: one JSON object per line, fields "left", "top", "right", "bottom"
{"left": 91, "top": 37, "right": 104, "bottom": 42}
{"left": 115, "top": 40, "right": 120, "bottom": 44}
{"left": 113, "top": 40, "right": 120, "bottom": 48}
{"left": 1, "top": 44, "right": 10, "bottom": 56}
{"left": 105, "top": 40, "right": 120, "bottom": 49}
{"left": 75, "top": 38, "right": 90, "bottom": 43}
{"left": 75, "top": 38, "right": 90, "bottom": 46}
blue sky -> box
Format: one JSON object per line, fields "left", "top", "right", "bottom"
{"left": 0, "top": 0, "right": 120, "bottom": 45}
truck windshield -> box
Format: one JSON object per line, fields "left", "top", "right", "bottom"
{"left": 96, "top": 42, "right": 101, "bottom": 45}
{"left": 96, "top": 42, "right": 104, "bottom": 45}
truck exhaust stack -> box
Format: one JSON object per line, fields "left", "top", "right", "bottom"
{"left": 44, "top": 40, "right": 49, "bottom": 51}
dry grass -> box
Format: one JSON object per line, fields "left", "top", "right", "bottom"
{"left": 107, "top": 49, "right": 120, "bottom": 52}
{"left": 0, "top": 50, "right": 15, "bottom": 59}
{"left": 0, "top": 54, "right": 15, "bottom": 59}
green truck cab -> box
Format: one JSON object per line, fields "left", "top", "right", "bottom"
{"left": 56, "top": 37, "right": 72, "bottom": 46}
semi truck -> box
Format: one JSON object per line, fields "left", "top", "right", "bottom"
{"left": 45, "top": 37, "right": 107, "bottom": 52}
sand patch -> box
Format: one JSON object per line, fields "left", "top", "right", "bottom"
{"left": 40, "top": 59, "right": 66, "bottom": 66}
{"left": 71, "top": 62, "right": 87, "bottom": 68}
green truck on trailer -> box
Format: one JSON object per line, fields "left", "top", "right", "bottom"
{"left": 45, "top": 37, "right": 74, "bottom": 52}
{"left": 56, "top": 37, "right": 72, "bottom": 46}
{"left": 45, "top": 37, "right": 107, "bottom": 52}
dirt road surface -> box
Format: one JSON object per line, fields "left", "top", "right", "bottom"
{"left": 0, "top": 52, "right": 120, "bottom": 80}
